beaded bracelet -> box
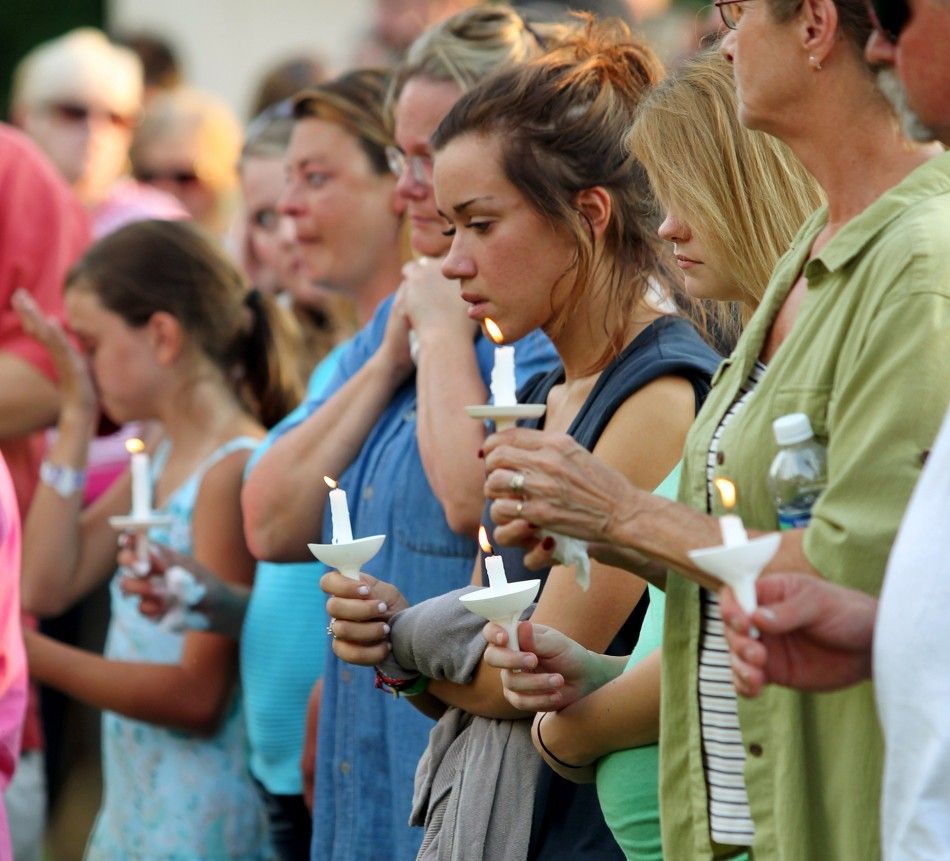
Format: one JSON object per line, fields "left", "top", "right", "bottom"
{"left": 374, "top": 668, "right": 430, "bottom": 698}
{"left": 535, "top": 711, "right": 583, "bottom": 769}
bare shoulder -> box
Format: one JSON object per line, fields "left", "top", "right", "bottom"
{"left": 592, "top": 375, "right": 697, "bottom": 489}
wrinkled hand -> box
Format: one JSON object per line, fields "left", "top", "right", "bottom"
{"left": 484, "top": 429, "right": 633, "bottom": 548}
{"left": 720, "top": 574, "right": 877, "bottom": 698}
{"left": 482, "top": 620, "right": 599, "bottom": 711}
{"left": 13, "top": 288, "right": 97, "bottom": 423}
{"left": 321, "top": 569, "right": 409, "bottom": 666}
{"left": 118, "top": 540, "right": 249, "bottom": 637}
{"left": 399, "top": 258, "right": 476, "bottom": 339}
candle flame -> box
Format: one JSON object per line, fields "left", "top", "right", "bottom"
{"left": 324, "top": 476, "right": 338, "bottom": 490}
{"left": 484, "top": 318, "right": 505, "bottom": 345}
{"left": 714, "top": 478, "right": 737, "bottom": 510}
{"left": 478, "top": 525, "right": 493, "bottom": 555}
{"left": 125, "top": 438, "right": 145, "bottom": 455}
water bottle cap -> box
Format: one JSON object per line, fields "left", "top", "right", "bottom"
{"left": 773, "top": 412, "right": 814, "bottom": 446}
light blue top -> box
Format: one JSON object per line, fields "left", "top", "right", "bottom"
{"left": 241, "top": 343, "right": 346, "bottom": 795}
{"left": 87, "top": 436, "right": 268, "bottom": 861}
{"left": 276, "top": 296, "right": 558, "bottom": 861}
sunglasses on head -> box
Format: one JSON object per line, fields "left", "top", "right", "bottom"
{"left": 46, "top": 101, "right": 135, "bottom": 130}
{"left": 866, "top": 0, "right": 911, "bottom": 43}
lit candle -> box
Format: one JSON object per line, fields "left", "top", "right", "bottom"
{"left": 714, "top": 478, "right": 748, "bottom": 547}
{"left": 324, "top": 476, "right": 353, "bottom": 544}
{"left": 126, "top": 438, "right": 151, "bottom": 519}
{"left": 485, "top": 318, "right": 517, "bottom": 407}
{"left": 479, "top": 526, "right": 508, "bottom": 589}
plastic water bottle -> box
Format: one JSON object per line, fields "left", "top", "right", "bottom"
{"left": 767, "top": 413, "right": 827, "bottom": 530}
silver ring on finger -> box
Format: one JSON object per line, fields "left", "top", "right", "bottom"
{"left": 510, "top": 472, "right": 526, "bottom": 493}
{"left": 516, "top": 500, "right": 525, "bottom": 517}
{"left": 326, "top": 618, "right": 336, "bottom": 639}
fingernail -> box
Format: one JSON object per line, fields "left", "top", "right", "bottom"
{"left": 742, "top": 645, "right": 756, "bottom": 661}
{"left": 382, "top": 623, "right": 391, "bottom": 634}
{"left": 542, "top": 536, "right": 555, "bottom": 551}
{"left": 377, "top": 602, "right": 388, "bottom": 613}
{"left": 758, "top": 608, "right": 777, "bottom": 621}
{"left": 495, "top": 633, "right": 504, "bottom": 645}
{"left": 477, "top": 448, "right": 484, "bottom": 459}
{"left": 548, "top": 675, "right": 559, "bottom": 686}
{"left": 357, "top": 586, "right": 370, "bottom": 596}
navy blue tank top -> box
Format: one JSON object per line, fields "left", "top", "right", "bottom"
{"left": 481, "top": 315, "right": 722, "bottom": 860}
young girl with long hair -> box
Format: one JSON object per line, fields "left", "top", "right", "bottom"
{"left": 15, "top": 218, "right": 301, "bottom": 859}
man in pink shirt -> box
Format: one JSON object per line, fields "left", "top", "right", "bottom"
{"left": 0, "top": 123, "right": 89, "bottom": 860}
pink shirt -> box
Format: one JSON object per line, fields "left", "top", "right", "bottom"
{"left": 0, "top": 453, "right": 27, "bottom": 859}
{"left": 0, "top": 124, "right": 89, "bottom": 755}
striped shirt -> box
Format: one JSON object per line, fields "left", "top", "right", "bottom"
{"left": 699, "top": 360, "right": 767, "bottom": 847}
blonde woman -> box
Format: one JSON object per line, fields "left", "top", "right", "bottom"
{"left": 482, "top": 51, "right": 820, "bottom": 860}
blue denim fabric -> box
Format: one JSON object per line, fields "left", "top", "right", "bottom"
{"left": 266, "top": 296, "right": 557, "bottom": 861}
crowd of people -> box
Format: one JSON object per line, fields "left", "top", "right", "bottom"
{"left": 0, "top": 0, "right": 947, "bottom": 859}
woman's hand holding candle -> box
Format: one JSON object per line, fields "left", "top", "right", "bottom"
{"left": 482, "top": 620, "right": 621, "bottom": 712}
{"left": 483, "top": 429, "right": 632, "bottom": 547}
{"left": 320, "top": 570, "right": 408, "bottom": 666}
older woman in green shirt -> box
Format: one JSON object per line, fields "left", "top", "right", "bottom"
{"left": 481, "top": 0, "right": 950, "bottom": 858}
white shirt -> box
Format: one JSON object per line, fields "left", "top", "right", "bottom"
{"left": 875, "top": 403, "right": 950, "bottom": 859}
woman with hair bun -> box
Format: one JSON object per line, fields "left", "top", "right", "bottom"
{"left": 321, "top": 20, "right": 721, "bottom": 859}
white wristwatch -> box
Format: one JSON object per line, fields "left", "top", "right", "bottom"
{"left": 39, "top": 460, "right": 87, "bottom": 499}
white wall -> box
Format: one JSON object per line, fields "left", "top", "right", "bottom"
{"left": 108, "top": 0, "right": 373, "bottom": 120}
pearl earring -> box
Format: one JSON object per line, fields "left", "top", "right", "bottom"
{"left": 809, "top": 55, "right": 822, "bottom": 71}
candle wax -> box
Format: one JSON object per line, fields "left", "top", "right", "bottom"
{"left": 329, "top": 487, "right": 353, "bottom": 544}
{"left": 720, "top": 514, "right": 748, "bottom": 547}
{"left": 130, "top": 451, "right": 151, "bottom": 519}
{"left": 484, "top": 554, "right": 507, "bottom": 590}
{"left": 490, "top": 346, "right": 517, "bottom": 407}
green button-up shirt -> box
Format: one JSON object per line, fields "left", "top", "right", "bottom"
{"left": 661, "top": 151, "right": 950, "bottom": 860}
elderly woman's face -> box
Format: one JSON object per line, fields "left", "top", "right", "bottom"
{"left": 719, "top": 0, "right": 803, "bottom": 134}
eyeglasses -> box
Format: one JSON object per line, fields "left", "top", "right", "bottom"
{"left": 385, "top": 146, "right": 431, "bottom": 185}
{"left": 45, "top": 101, "right": 136, "bottom": 131}
{"left": 865, "top": 0, "right": 910, "bottom": 43}
{"left": 714, "top": 0, "right": 753, "bottom": 30}
{"left": 135, "top": 168, "right": 202, "bottom": 187}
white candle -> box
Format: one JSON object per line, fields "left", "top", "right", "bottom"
{"left": 325, "top": 478, "right": 353, "bottom": 544}
{"left": 720, "top": 514, "right": 749, "bottom": 547}
{"left": 485, "top": 554, "right": 508, "bottom": 590}
{"left": 126, "top": 439, "right": 151, "bottom": 519}
{"left": 490, "top": 346, "right": 517, "bottom": 407}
